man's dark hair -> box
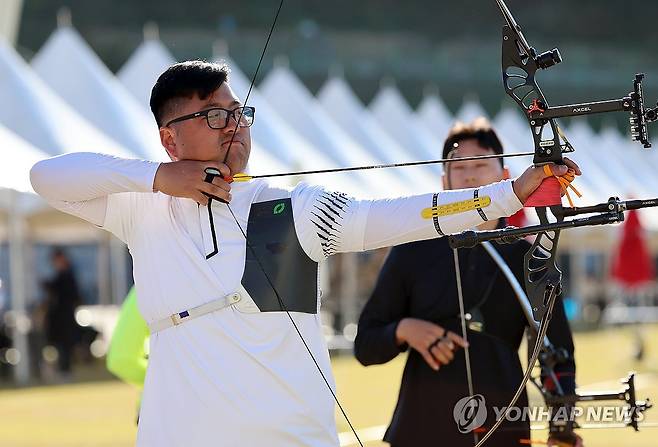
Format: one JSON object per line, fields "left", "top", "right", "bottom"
{"left": 51, "top": 246, "right": 67, "bottom": 260}
{"left": 442, "top": 117, "right": 504, "bottom": 166}
{"left": 150, "top": 60, "right": 231, "bottom": 127}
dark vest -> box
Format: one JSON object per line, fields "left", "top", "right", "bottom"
{"left": 242, "top": 198, "right": 319, "bottom": 314}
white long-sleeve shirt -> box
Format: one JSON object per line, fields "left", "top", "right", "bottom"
{"left": 30, "top": 152, "right": 523, "bottom": 446}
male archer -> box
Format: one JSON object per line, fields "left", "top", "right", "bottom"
{"left": 30, "top": 60, "right": 579, "bottom": 446}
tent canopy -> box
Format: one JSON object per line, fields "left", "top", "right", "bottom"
{"left": 32, "top": 27, "right": 165, "bottom": 161}
{"left": 262, "top": 67, "right": 409, "bottom": 198}
{"left": 318, "top": 76, "right": 438, "bottom": 193}
{"left": 416, "top": 93, "right": 453, "bottom": 145}
{"left": 0, "top": 124, "right": 49, "bottom": 195}
{"left": 118, "top": 38, "right": 177, "bottom": 111}
{"left": 0, "top": 39, "right": 131, "bottom": 158}
{"left": 369, "top": 85, "right": 441, "bottom": 172}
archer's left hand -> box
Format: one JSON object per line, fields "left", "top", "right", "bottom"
{"left": 513, "top": 157, "right": 581, "bottom": 203}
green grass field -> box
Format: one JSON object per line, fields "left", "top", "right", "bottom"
{"left": 1, "top": 325, "right": 656, "bottom": 447}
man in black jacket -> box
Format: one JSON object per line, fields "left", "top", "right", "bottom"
{"left": 354, "top": 118, "right": 580, "bottom": 447}
{"left": 44, "top": 248, "right": 81, "bottom": 377}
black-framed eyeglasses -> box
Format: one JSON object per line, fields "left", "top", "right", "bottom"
{"left": 165, "top": 106, "right": 255, "bottom": 130}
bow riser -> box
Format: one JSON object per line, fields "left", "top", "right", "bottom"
{"left": 523, "top": 206, "right": 563, "bottom": 322}
{"left": 502, "top": 25, "right": 566, "bottom": 166}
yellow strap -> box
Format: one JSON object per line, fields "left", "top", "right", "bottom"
{"left": 421, "top": 196, "right": 491, "bottom": 219}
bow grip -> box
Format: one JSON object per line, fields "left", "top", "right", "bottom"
{"left": 525, "top": 170, "right": 562, "bottom": 207}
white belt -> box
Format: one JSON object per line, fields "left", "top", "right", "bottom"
{"left": 149, "top": 292, "right": 242, "bottom": 333}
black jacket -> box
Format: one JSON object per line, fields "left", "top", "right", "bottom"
{"left": 45, "top": 268, "right": 81, "bottom": 345}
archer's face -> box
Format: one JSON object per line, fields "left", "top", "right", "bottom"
{"left": 159, "top": 83, "right": 252, "bottom": 175}
{"left": 442, "top": 139, "right": 508, "bottom": 190}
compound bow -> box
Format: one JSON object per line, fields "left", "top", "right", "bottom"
{"left": 447, "top": 1, "right": 657, "bottom": 445}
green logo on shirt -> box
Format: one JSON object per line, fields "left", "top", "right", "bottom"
{"left": 273, "top": 203, "right": 286, "bottom": 215}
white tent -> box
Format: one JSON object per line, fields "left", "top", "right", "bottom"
{"left": 598, "top": 125, "right": 658, "bottom": 194}
{"left": 221, "top": 56, "right": 323, "bottom": 168}
{"left": 317, "top": 76, "right": 438, "bottom": 193}
{"left": 597, "top": 125, "right": 658, "bottom": 229}
{"left": 118, "top": 38, "right": 176, "bottom": 111}
{"left": 31, "top": 27, "right": 165, "bottom": 161}
{"left": 0, "top": 125, "right": 47, "bottom": 195}
{"left": 0, "top": 39, "right": 131, "bottom": 158}
{"left": 455, "top": 96, "right": 489, "bottom": 123}
{"left": 0, "top": 124, "right": 47, "bottom": 265}
{"left": 416, "top": 93, "right": 453, "bottom": 144}
{"left": 566, "top": 121, "right": 626, "bottom": 202}
{"left": 261, "top": 66, "right": 409, "bottom": 198}
{"left": 592, "top": 125, "right": 651, "bottom": 198}
{"left": 369, "top": 85, "right": 441, "bottom": 175}
{"left": 0, "top": 126, "right": 48, "bottom": 385}
{"left": 0, "top": 119, "right": 123, "bottom": 252}
{"left": 211, "top": 56, "right": 364, "bottom": 195}
{"left": 0, "top": 123, "right": 128, "bottom": 384}
{"left": 491, "top": 106, "right": 534, "bottom": 176}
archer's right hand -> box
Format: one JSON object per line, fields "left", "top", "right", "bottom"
{"left": 153, "top": 160, "right": 232, "bottom": 206}
{"left": 395, "top": 318, "right": 469, "bottom": 371}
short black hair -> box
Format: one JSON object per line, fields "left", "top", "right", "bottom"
{"left": 150, "top": 60, "right": 231, "bottom": 127}
{"left": 51, "top": 247, "right": 67, "bottom": 260}
{"left": 442, "top": 117, "right": 504, "bottom": 167}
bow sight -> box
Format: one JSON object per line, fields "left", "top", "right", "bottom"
{"left": 496, "top": 0, "right": 657, "bottom": 154}
{"left": 525, "top": 73, "right": 658, "bottom": 149}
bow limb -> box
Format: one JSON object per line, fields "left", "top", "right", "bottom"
{"left": 481, "top": 241, "right": 569, "bottom": 423}
{"left": 464, "top": 211, "right": 562, "bottom": 447}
